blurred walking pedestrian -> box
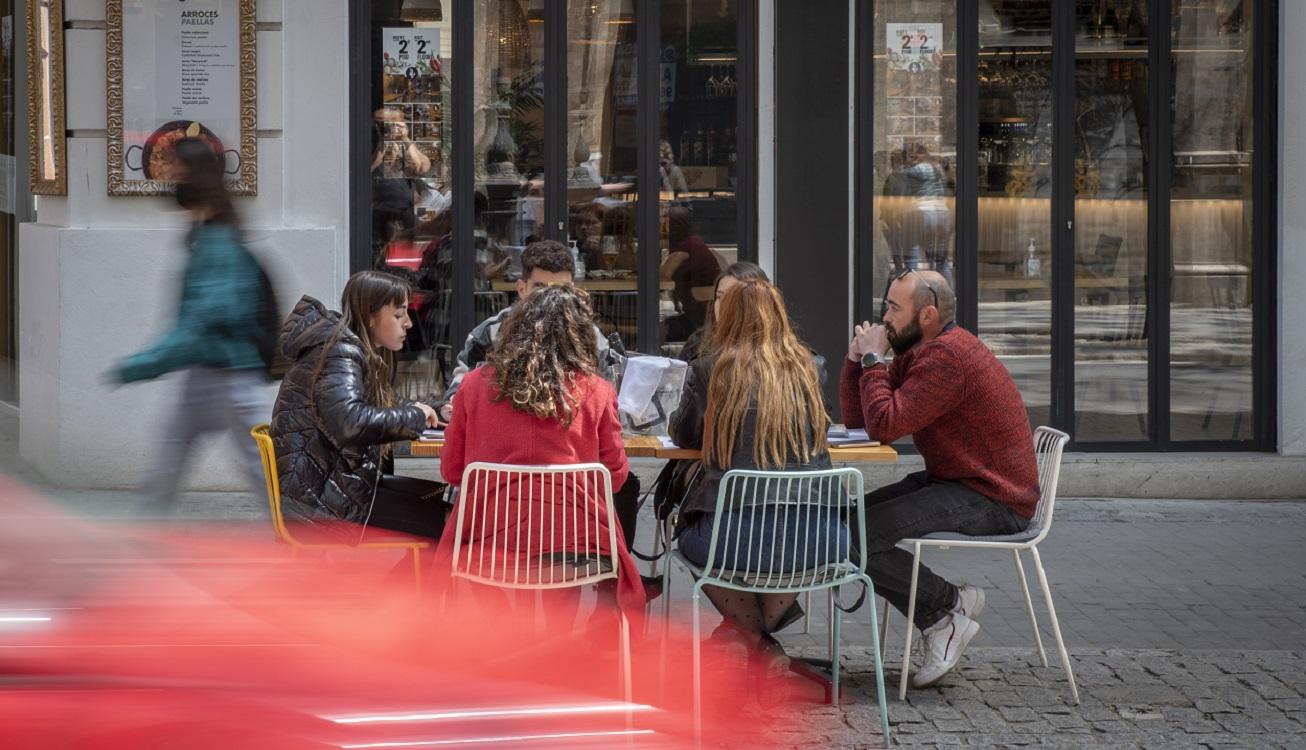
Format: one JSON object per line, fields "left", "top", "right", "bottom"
{"left": 109, "top": 138, "right": 273, "bottom": 516}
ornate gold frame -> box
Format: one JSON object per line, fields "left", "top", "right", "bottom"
{"left": 106, "top": 0, "right": 258, "bottom": 196}
{"left": 28, "top": 0, "right": 67, "bottom": 196}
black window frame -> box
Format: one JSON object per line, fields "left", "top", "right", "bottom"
{"left": 853, "top": 0, "right": 1278, "bottom": 452}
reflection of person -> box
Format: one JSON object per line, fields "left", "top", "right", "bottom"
{"left": 110, "top": 138, "right": 268, "bottom": 516}
{"left": 669, "top": 279, "right": 845, "bottom": 673}
{"left": 570, "top": 201, "right": 607, "bottom": 268}
{"left": 372, "top": 107, "right": 433, "bottom": 254}
{"left": 880, "top": 142, "right": 954, "bottom": 292}
{"left": 659, "top": 139, "right": 688, "bottom": 193}
{"left": 842, "top": 270, "right": 1038, "bottom": 690}
{"left": 436, "top": 285, "right": 647, "bottom": 613}
{"left": 272, "top": 271, "right": 447, "bottom": 541}
{"left": 660, "top": 206, "right": 725, "bottom": 341}
{"left": 602, "top": 204, "right": 638, "bottom": 270}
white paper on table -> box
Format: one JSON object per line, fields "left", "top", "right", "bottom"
{"left": 617, "top": 356, "right": 672, "bottom": 422}
{"left": 658, "top": 436, "right": 679, "bottom": 449}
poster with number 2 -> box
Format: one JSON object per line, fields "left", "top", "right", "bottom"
{"left": 886, "top": 22, "right": 943, "bottom": 73}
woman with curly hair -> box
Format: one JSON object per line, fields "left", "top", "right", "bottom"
{"left": 437, "top": 284, "right": 645, "bottom": 612}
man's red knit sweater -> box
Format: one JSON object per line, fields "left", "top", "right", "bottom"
{"left": 839, "top": 326, "right": 1040, "bottom": 518}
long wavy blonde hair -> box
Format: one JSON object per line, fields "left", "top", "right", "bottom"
{"left": 704, "top": 279, "right": 829, "bottom": 470}
{"left": 486, "top": 284, "right": 598, "bottom": 426}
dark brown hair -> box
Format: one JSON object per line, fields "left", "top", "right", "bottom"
{"left": 313, "top": 270, "right": 412, "bottom": 409}
{"left": 486, "top": 285, "right": 597, "bottom": 425}
{"left": 521, "top": 239, "right": 574, "bottom": 277}
{"left": 174, "top": 137, "right": 237, "bottom": 227}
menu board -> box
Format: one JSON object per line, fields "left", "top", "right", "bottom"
{"left": 884, "top": 22, "right": 944, "bottom": 154}
{"left": 108, "top": 0, "right": 257, "bottom": 196}
{"left": 380, "top": 27, "right": 444, "bottom": 177}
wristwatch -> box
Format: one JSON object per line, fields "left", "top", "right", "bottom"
{"left": 861, "top": 351, "right": 891, "bottom": 369}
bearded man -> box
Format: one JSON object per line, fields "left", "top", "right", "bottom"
{"left": 840, "top": 269, "right": 1040, "bottom": 690}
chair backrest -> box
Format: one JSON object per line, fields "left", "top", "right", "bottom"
{"left": 1027, "top": 426, "right": 1071, "bottom": 543}
{"left": 451, "top": 462, "right": 621, "bottom": 590}
{"left": 702, "top": 467, "right": 865, "bottom": 592}
{"left": 249, "top": 424, "right": 298, "bottom": 545}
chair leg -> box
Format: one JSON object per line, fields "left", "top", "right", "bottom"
{"left": 691, "top": 582, "right": 705, "bottom": 748}
{"left": 862, "top": 576, "right": 891, "bottom": 747}
{"left": 899, "top": 543, "right": 923, "bottom": 700}
{"left": 1012, "top": 548, "right": 1048, "bottom": 667}
{"left": 879, "top": 597, "right": 891, "bottom": 661}
{"left": 802, "top": 589, "right": 813, "bottom": 634}
{"left": 619, "top": 610, "right": 634, "bottom": 718}
{"left": 1031, "top": 547, "right": 1080, "bottom": 705}
{"left": 825, "top": 590, "right": 835, "bottom": 710}
{"left": 650, "top": 519, "right": 664, "bottom": 579}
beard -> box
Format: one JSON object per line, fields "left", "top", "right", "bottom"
{"left": 885, "top": 315, "right": 923, "bottom": 356}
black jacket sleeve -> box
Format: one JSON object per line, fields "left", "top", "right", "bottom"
{"left": 314, "top": 345, "right": 426, "bottom": 448}
{"left": 669, "top": 358, "right": 710, "bottom": 450}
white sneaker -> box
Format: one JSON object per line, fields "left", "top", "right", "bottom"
{"left": 910, "top": 612, "right": 980, "bottom": 689}
{"left": 954, "top": 584, "right": 985, "bottom": 620}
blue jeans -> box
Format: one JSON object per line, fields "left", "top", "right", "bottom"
{"left": 679, "top": 506, "right": 850, "bottom": 574}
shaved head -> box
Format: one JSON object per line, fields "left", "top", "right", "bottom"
{"left": 906, "top": 269, "right": 956, "bottom": 325}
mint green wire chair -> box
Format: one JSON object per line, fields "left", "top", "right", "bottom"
{"left": 661, "top": 467, "right": 891, "bottom": 746}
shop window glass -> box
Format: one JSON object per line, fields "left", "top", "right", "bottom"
{"left": 567, "top": 0, "right": 643, "bottom": 350}
{"left": 1169, "top": 0, "right": 1254, "bottom": 441}
{"left": 371, "top": 7, "right": 455, "bottom": 403}
{"left": 976, "top": 3, "right": 1054, "bottom": 428}
{"left": 871, "top": 2, "right": 958, "bottom": 320}
{"left": 1073, "top": 0, "right": 1150, "bottom": 441}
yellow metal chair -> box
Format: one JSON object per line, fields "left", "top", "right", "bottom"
{"left": 250, "top": 424, "right": 430, "bottom": 589}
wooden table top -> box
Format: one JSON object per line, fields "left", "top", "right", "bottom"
{"left": 409, "top": 435, "right": 898, "bottom": 463}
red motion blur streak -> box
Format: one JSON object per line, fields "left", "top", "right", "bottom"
{"left": 0, "top": 478, "right": 774, "bottom": 748}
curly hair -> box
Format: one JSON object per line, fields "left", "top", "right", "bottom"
{"left": 486, "top": 285, "right": 598, "bottom": 425}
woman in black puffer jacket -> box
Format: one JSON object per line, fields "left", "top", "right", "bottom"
{"left": 271, "top": 271, "right": 446, "bottom": 540}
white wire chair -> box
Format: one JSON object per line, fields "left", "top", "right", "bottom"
{"left": 661, "top": 467, "right": 891, "bottom": 746}
{"left": 450, "top": 461, "right": 632, "bottom": 703}
{"left": 882, "top": 426, "right": 1078, "bottom": 703}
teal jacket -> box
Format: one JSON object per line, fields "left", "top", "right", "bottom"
{"left": 117, "top": 222, "right": 266, "bottom": 383}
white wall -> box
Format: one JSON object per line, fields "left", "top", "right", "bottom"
{"left": 1279, "top": 2, "right": 1305, "bottom": 456}
{"left": 19, "top": 0, "right": 351, "bottom": 489}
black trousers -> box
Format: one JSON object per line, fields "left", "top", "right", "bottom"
{"left": 861, "top": 471, "right": 1028, "bottom": 630}
{"left": 366, "top": 474, "right": 448, "bottom": 540}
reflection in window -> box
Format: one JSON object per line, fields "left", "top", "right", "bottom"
{"left": 1169, "top": 0, "right": 1254, "bottom": 441}
{"left": 1073, "top": 0, "right": 1150, "bottom": 442}
{"left": 658, "top": 0, "right": 738, "bottom": 355}
{"left": 872, "top": 2, "right": 958, "bottom": 316}
{"left": 976, "top": 4, "right": 1054, "bottom": 428}
{"left": 567, "top": 0, "right": 641, "bottom": 349}
{"left": 371, "top": 9, "right": 454, "bottom": 403}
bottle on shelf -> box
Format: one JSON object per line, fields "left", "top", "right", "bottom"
{"left": 678, "top": 130, "right": 690, "bottom": 164}
{"left": 1024, "top": 237, "right": 1041, "bottom": 280}
{"left": 692, "top": 128, "right": 705, "bottom": 165}
{"left": 570, "top": 239, "right": 585, "bottom": 280}
{"left": 705, "top": 127, "right": 716, "bottom": 166}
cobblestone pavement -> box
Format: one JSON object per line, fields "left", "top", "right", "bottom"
{"left": 734, "top": 647, "right": 1306, "bottom": 749}
{"left": 9, "top": 432, "right": 1306, "bottom": 749}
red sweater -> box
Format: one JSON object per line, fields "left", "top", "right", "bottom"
{"left": 839, "top": 327, "right": 1040, "bottom": 518}
{"left": 437, "top": 367, "right": 643, "bottom": 610}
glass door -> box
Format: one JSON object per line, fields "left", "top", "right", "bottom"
{"left": 1072, "top": 0, "right": 1149, "bottom": 441}
{"left": 975, "top": 2, "right": 1054, "bottom": 428}
{"left": 0, "top": 0, "right": 16, "bottom": 404}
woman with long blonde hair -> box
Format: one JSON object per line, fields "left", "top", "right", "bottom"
{"left": 669, "top": 279, "right": 848, "bottom": 672}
